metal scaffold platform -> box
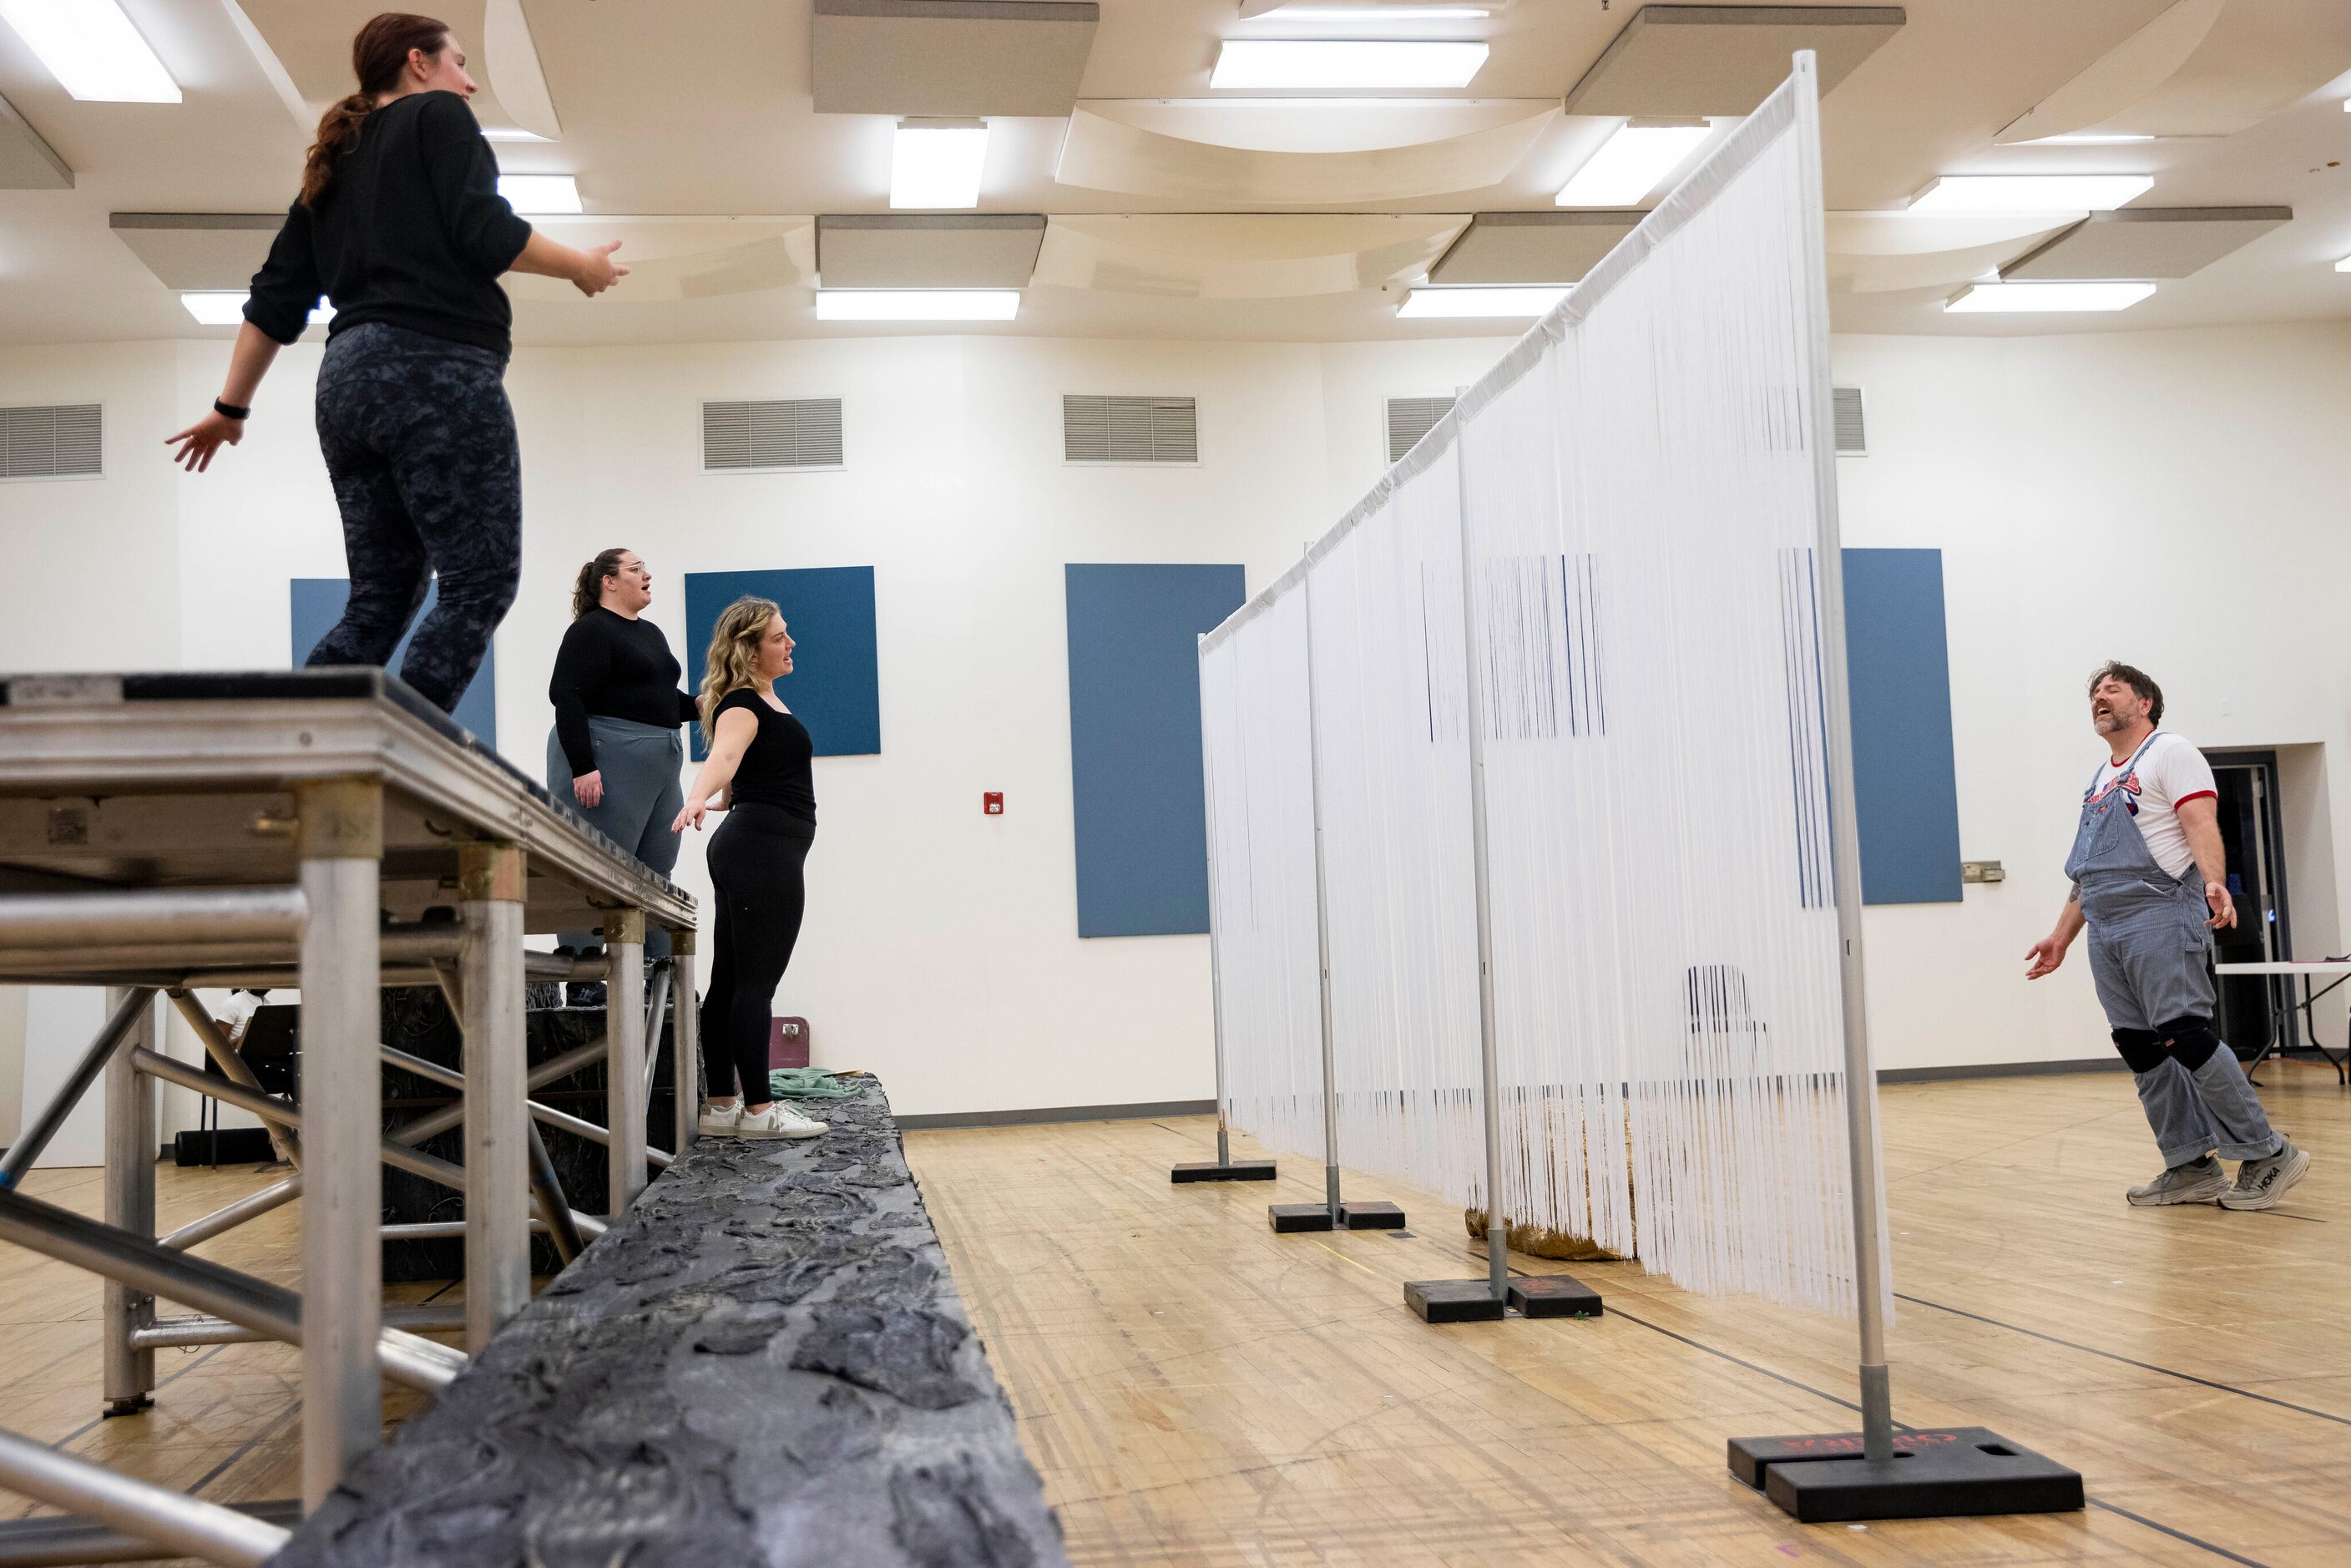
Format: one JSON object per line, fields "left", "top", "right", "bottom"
{"left": 0, "top": 669, "right": 701, "bottom": 1565}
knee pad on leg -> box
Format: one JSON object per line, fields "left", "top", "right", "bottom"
{"left": 2157, "top": 1016, "right": 2223, "bottom": 1071}
{"left": 2111, "top": 1028, "right": 2166, "bottom": 1075}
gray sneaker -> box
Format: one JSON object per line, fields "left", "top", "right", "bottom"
{"left": 2126, "top": 1155, "right": 2227, "bottom": 1206}
{"left": 2219, "top": 1139, "right": 2309, "bottom": 1211}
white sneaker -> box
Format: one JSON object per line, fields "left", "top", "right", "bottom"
{"left": 734, "top": 1103, "right": 827, "bottom": 1140}
{"left": 697, "top": 1101, "right": 743, "bottom": 1136}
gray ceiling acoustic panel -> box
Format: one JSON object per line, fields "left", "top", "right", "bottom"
{"left": 0, "top": 91, "right": 71, "bottom": 190}
{"left": 1562, "top": 5, "right": 1907, "bottom": 118}
{"left": 110, "top": 214, "right": 283, "bottom": 290}
{"left": 811, "top": 0, "right": 1100, "bottom": 116}
{"left": 1429, "top": 212, "right": 1641, "bottom": 285}
{"left": 817, "top": 214, "right": 1048, "bottom": 288}
{"left": 2000, "top": 207, "right": 2293, "bottom": 281}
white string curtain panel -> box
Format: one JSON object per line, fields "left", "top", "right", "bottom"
{"left": 1200, "top": 595, "right": 1324, "bottom": 1165}
{"left": 1304, "top": 453, "right": 1486, "bottom": 1206}
{"left": 1196, "top": 63, "right": 1881, "bottom": 1317}
{"left": 1449, "top": 75, "right": 1863, "bottom": 1314}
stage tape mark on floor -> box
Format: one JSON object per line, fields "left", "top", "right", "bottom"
{"left": 1896, "top": 1292, "right": 2351, "bottom": 1429}
{"left": 2086, "top": 1499, "right": 2272, "bottom": 1568}
{"left": 1499, "top": 1257, "right": 2269, "bottom": 1568}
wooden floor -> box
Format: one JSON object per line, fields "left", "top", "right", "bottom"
{"left": 903, "top": 1066, "right": 2350, "bottom": 1568}
{"left": 0, "top": 1066, "right": 2341, "bottom": 1565}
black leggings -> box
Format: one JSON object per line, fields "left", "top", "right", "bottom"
{"left": 700, "top": 805, "right": 812, "bottom": 1102}
{"left": 305, "top": 322, "right": 521, "bottom": 716}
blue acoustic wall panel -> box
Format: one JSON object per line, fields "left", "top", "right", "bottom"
{"left": 1065, "top": 563, "right": 1248, "bottom": 938}
{"left": 682, "top": 567, "right": 881, "bottom": 761}
{"left": 291, "top": 578, "right": 498, "bottom": 742}
{"left": 1843, "top": 548, "right": 1963, "bottom": 904}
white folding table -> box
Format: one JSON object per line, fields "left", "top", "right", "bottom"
{"left": 2211, "top": 960, "right": 2350, "bottom": 1083}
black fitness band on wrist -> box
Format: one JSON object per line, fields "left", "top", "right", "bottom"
{"left": 214, "top": 398, "right": 250, "bottom": 420}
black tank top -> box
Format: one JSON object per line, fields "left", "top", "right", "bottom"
{"left": 715, "top": 688, "right": 816, "bottom": 827}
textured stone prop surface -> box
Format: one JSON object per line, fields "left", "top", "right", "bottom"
{"left": 270, "top": 1079, "right": 1067, "bottom": 1567}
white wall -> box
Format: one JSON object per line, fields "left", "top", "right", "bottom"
{"left": 1833, "top": 323, "right": 2351, "bottom": 1070}
{"left": 4, "top": 321, "right": 2347, "bottom": 1129}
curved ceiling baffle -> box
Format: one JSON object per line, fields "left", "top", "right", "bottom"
{"left": 1031, "top": 214, "right": 1469, "bottom": 299}
{"left": 1053, "top": 103, "right": 1558, "bottom": 206}
{"left": 1995, "top": 0, "right": 2351, "bottom": 144}
{"left": 234, "top": 1, "right": 548, "bottom": 138}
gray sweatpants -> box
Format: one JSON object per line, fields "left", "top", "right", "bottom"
{"left": 547, "top": 716, "right": 685, "bottom": 959}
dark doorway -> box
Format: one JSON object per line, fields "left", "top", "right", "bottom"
{"left": 2203, "top": 750, "right": 2293, "bottom": 1066}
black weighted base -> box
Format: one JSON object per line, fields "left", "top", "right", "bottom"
{"left": 1171, "top": 1160, "right": 1277, "bottom": 1183}
{"left": 1509, "top": 1274, "right": 1603, "bottom": 1318}
{"left": 1339, "top": 1200, "right": 1406, "bottom": 1230}
{"left": 1404, "top": 1279, "right": 1508, "bottom": 1323}
{"left": 100, "top": 1393, "right": 154, "bottom": 1419}
{"left": 1269, "top": 1202, "right": 1336, "bottom": 1232}
{"left": 1727, "top": 1427, "right": 2084, "bottom": 1523}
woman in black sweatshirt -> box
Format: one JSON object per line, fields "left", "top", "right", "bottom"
{"left": 547, "top": 548, "right": 698, "bottom": 885}
{"left": 165, "top": 13, "right": 625, "bottom": 718}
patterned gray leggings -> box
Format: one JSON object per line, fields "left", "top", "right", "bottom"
{"left": 303, "top": 322, "right": 520, "bottom": 717}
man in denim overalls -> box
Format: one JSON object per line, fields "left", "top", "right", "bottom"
{"left": 2025, "top": 663, "right": 2309, "bottom": 1211}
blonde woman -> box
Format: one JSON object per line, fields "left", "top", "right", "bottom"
{"left": 672, "top": 598, "right": 826, "bottom": 1140}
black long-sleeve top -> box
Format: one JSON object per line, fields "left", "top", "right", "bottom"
{"left": 244, "top": 91, "right": 533, "bottom": 353}
{"left": 548, "top": 609, "right": 700, "bottom": 777}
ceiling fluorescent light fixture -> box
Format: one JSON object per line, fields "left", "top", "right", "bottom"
{"left": 0, "top": 0, "right": 179, "bottom": 101}
{"left": 482, "top": 127, "right": 551, "bottom": 143}
{"left": 1398, "top": 286, "right": 1569, "bottom": 318}
{"left": 816, "top": 290, "right": 1020, "bottom": 321}
{"left": 1252, "top": 7, "right": 1494, "bottom": 18}
{"left": 891, "top": 119, "right": 988, "bottom": 210}
{"left": 1555, "top": 119, "right": 1713, "bottom": 207}
{"left": 1909, "top": 175, "right": 2151, "bottom": 212}
{"left": 2335, "top": 255, "right": 2351, "bottom": 272}
{"left": 1209, "top": 38, "right": 1489, "bottom": 90}
{"left": 497, "top": 174, "right": 583, "bottom": 213}
{"left": 181, "top": 292, "right": 334, "bottom": 327}
{"left": 2026, "top": 133, "right": 2155, "bottom": 144}
{"left": 1943, "top": 281, "right": 2154, "bottom": 313}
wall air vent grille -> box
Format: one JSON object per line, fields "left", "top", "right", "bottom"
{"left": 702, "top": 398, "right": 844, "bottom": 472}
{"left": 1387, "top": 396, "right": 1456, "bottom": 463}
{"left": 1832, "top": 386, "right": 1866, "bottom": 456}
{"left": 1063, "top": 395, "right": 1198, "bottom": 464}
{"left": 1, "top": 403, "right": 101, "bottom": 480}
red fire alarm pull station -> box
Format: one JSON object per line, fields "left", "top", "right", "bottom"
{"left": 983, "top": 792, "right": 1004, "bottom": 815}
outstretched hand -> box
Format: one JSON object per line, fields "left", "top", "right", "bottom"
{"left": 2023, "top": 933, "right": 2067, "bottom": 979}
{"left": 671, "top": 797, "right": 708, "bottom": 834}
{"left": 165, "top": 411, "right": 245, "bottom": 473}
{"left": 572, "top": 240, "right": 627, "bottom": 297}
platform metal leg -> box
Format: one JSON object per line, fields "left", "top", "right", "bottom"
{"left": 670, "top": 929, "right": 700, "bottom": 1157}
{"left": 458, "top": 843, "right": 529, "bottom": 1354}
{"left": 101, "top": 987, "right": 156, "bottom": 1416}
{"left": 295, "top": 778, "right": 382, "bottom": 1513}
{"left": 605, "top": 910, "right": 648, "bottom": 1215}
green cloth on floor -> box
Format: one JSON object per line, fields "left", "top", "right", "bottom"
{"left": 768, "top": 1067, "right": 861, "bottom": 1100}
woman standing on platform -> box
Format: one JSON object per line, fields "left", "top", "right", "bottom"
{"left": 548, "top": 549, "right": 695, "bottom": 963}
{"left": 164, "top": 13, "right": 627, "bottom": 719}
{"left": 674, "top": 598, "right": 827, "bottom": 1141}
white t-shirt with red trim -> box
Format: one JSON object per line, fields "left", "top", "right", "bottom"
{"left": 2087, "top": 731, "right": 2217, "bottom": 880}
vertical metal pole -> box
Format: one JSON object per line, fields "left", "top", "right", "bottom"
{"left": 605, "top": 910, "right": 648, "bottom": 1213}
{"left": 1448, "top": 420, "right": 1511, "bottom": 1303}
{"left": 295, "top": 777, "right": 382, "bottom": 1510}
{"left": 1196, "top": 632, "right": 1233, "bottom": 1168}
{"left": 458, "top": 843, "right": 529, "bottom": 1354}
{"left": 1792, "top": 48, "right": 1895, "bottom": 1464}
{"left": 101, "top": 987, "right": 156, "bottom": 1414}
{"left": 1300, "top": 562, "right": 1344, "bottom": 1222}
{"left": 669, "top": 928, "right": 700, "bottom": 1157}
